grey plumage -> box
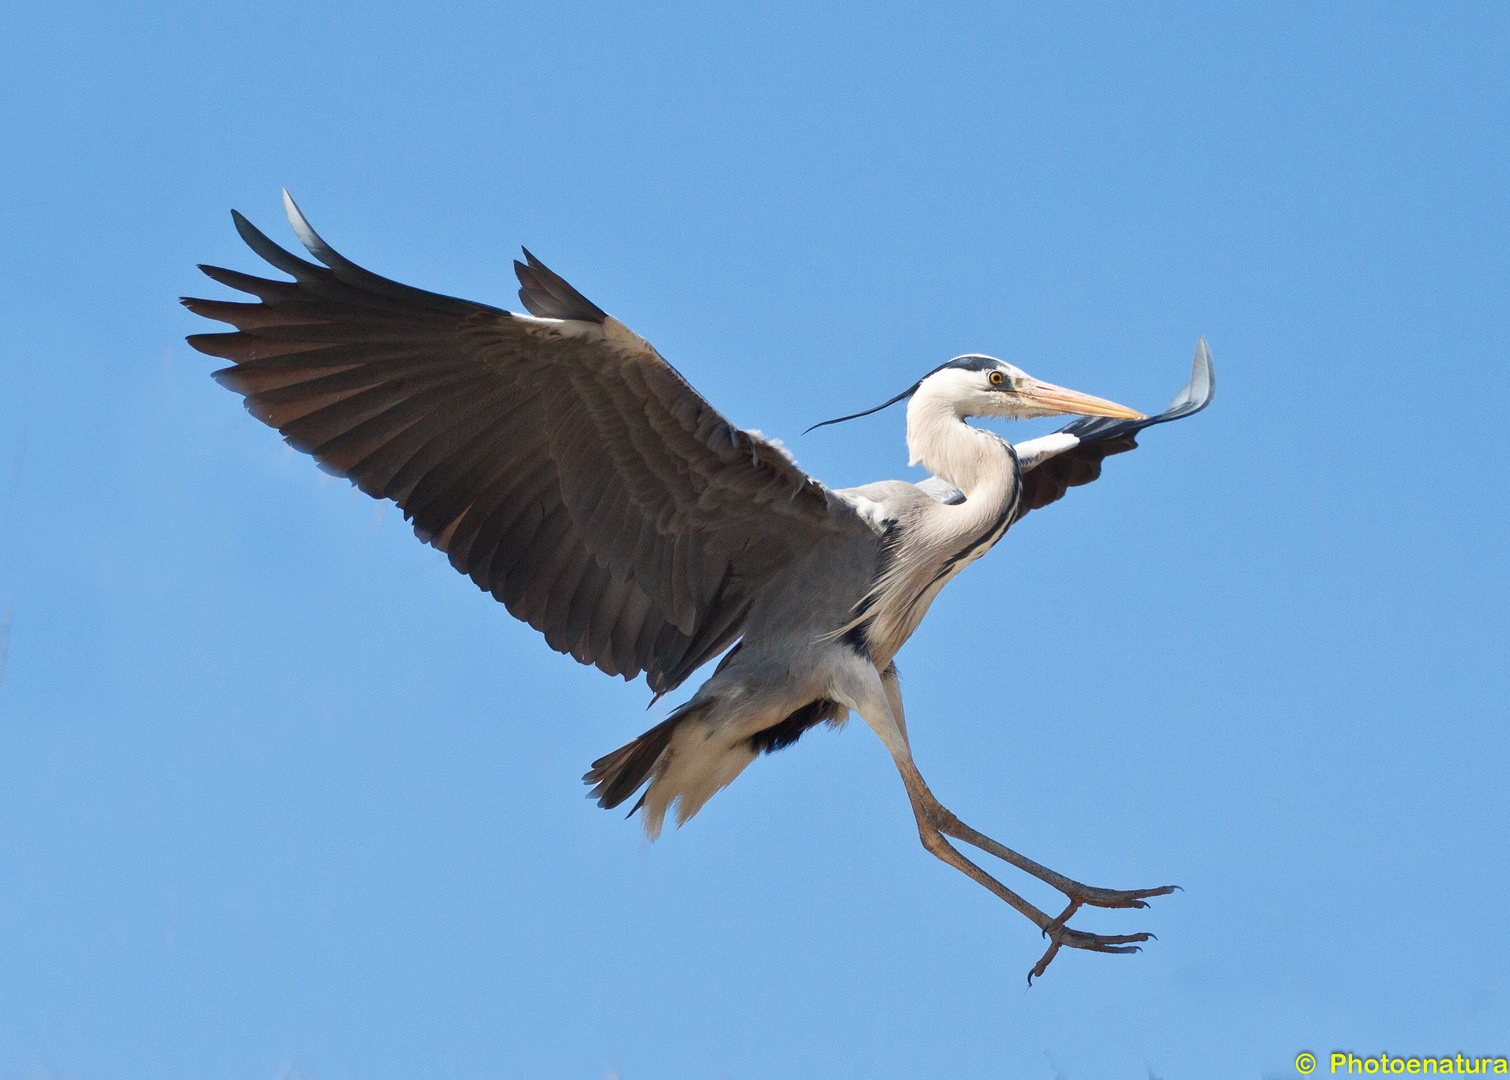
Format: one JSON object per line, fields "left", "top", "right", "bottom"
{"left": 184, "top": 191, "right": 1214, "bottom": 981}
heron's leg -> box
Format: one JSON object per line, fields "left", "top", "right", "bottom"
{"left": 835, "top": 658, "right": 1152, "bottom": 980}
{"left": 876, "top": 664, "right": 1177, "bottom": 912}
{"left": 891, "top": 763, "right": 1153, "bottom": 981}
{"left": 898, "top": 757, "right": 1177, "bottom": 909}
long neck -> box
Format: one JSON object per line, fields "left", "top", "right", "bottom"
{"left": 859, "top": 383, "right": 1021, "bottom": 667}
{"left": 905, "top": 383, "right": 1017, "bottom": 504}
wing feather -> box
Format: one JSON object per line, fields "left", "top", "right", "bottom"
{"left": 1014, "top": 339, "right": 1215, "bottom": 522}
{"left": 185, "top": 193, "right": 875, "bottom": 693}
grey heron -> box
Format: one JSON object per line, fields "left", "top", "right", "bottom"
{"left": 183, "top": 191, "right": 1214, "bottom": 981}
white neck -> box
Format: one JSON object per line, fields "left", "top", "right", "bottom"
{"left": 905, "top": 379, "right": 1016, "bottom": 499}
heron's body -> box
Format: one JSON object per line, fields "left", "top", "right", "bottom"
{"left": 624, "top": 381, "right": 1031, "bottom": 834}
{"left": 184, "top": 192, "right": 1213, "bottom": 979}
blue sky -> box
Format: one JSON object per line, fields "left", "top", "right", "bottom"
{"left": 2, "top": 2, "right": 1507, "bottom": 1077}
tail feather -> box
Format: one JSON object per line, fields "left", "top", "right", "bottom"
{"left": 583, "top": 699, "right": 713, "bottom": 810}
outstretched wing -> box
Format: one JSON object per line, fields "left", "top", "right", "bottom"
{"left": 1013, "top": 338, "right": 1215, "bottom": 521}
{"left": 184, "top": 191, "right": 866, "bottom": 696}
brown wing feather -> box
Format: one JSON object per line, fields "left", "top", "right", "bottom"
{"left": 184, "top": 197, "right": 863, "bottom": 695}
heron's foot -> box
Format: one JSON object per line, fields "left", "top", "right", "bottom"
{"left": 1024, "top": 883, "right": 1174, "bottom": 982}
{"left": 900, "top": 775, "right": 1175, "bottom": 981}
{"left": 909, "top": 823, "right": 1167, "bottom": 984}
{"left": 924, "top": 803, "right": 1179, "bottom": 911}
{"left": 1029, "top": 919, "right": 1155, "bottom": 984}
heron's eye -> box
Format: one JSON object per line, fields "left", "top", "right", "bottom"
{"left": 988, "top": 371, "right": 1005, "bottom": 387}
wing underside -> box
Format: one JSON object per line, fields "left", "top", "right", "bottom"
{"left": 183, "top": 192, "right": 863, "bottom": 695}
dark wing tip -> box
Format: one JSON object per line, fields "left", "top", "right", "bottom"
{"left": 228, "top": 206, "right": 324, "bottom": 281}
{"left": 512, "top": 247, "right": 608, "bottom": 323}
{"left": 184, "top": 332, "right": 240, "bottom": 358}
{"left": 1059, "top": 337, "right": 1216, "bottom": 443}
{"left": 1016, "top": 338, "right": 1213, "bottom": 521}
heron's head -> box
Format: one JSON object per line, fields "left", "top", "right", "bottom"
{"left": 806, "top": 353, "right": 1143, "bottom": 432}
{"left": 918, "top": 354, "right": 1144, "bottom": 422}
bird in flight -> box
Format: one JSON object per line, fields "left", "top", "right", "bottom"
{"left": 184, "top": 191, "right": 1213, "bottom": 980}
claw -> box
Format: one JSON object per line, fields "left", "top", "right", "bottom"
{"left": 1028, "top": 940, "right": 1061, "bottom": 984}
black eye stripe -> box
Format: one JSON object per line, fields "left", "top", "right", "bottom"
{"left": 944, "top": 354, "right": 999, "bottom": 372}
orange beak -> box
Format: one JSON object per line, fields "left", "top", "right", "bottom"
{"left": 1020, "top": 381, "right": 1144, "bottom": 420}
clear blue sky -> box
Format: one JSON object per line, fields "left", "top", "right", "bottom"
{"left": 2, "top": 2, "right": 1507, "bottom": 1077}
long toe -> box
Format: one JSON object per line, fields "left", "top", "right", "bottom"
{"left": 1063, "top": 882, "right": 1179, "bottom": 909}
{"left": 1028, "top": 927, "right": 1155, "bottom": 983}
{"left": 1056, "top": 928, "right": 1153, "bottom": 953}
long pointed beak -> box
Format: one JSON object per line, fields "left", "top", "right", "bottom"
{"left": 1022, "top": 381, "right": 1144, "bottom": 420}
